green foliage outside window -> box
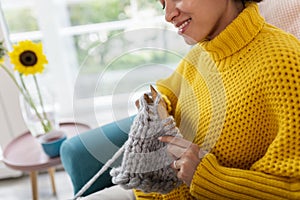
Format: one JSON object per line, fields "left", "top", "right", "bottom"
{"left": 70, "top": 0, "right": 168, "bottom": 73}
{"left": 3, "top": 8, "right": 38, "bottom": 33}
{"left": 138, "top": 0, "right": 164, "bottom": 13}
{"left": 68, "top": 0, "right": 131, "bottom": 25}
{"left": 3, "top": 0, "right": 170, "bottom": 74}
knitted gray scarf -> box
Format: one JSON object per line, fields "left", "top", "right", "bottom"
{"left": 110, "top": 91, "right": 182, "bottom": 194}
{"left": 72, "top": 87, "right": 182, "bottom": 199}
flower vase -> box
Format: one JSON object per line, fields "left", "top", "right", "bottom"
{"left": 19, "top": 84, "right": 59, "bottom": 138}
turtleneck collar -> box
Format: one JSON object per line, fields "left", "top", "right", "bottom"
{"left": 199, "top": 3, "right": 265, "bottom": 61}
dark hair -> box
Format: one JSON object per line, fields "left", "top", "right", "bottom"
{"left": 241, "top": 0, "right": 263, "bottom": 7}
{"left": 243, "top": 0, "right": 263, "bottom": 3}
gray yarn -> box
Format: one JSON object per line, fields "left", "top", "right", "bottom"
{"left": 71, "top": 91, "right": 182, "bottom": 200}
{"left": 110, "top": 92, "right": 182, "bottom": 194}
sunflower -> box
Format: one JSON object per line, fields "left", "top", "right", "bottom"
{"left": 9, "top": 40, "right": 48, "bottom": 75}
{"left": 0, "top": 41, "right": 7, "bottom": 64}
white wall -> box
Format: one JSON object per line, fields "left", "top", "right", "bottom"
{"left": 0, "top": 2, "right": 27, "bottom": 147}
{"left": 0, "top": 3, "right": 26, "bottom": 178}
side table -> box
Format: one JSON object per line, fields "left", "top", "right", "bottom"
{"left": 3, "top": 122, "right": 91, "bottom": 200}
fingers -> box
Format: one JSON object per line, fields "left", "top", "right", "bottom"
{"left": 159, "top": 136, "right": 197, "bottom": 159}
{"left": 135, "top": 100, "right": 140, "bottom": 109}
{"left": 173, "top": 160, "right": 180, "bottom": 170}
{"left": 167, "top": 143, "right": 186, "bottom": 158}
{"left": 159, "top": 136, "right": 192, "bottom": 149}
{"left": 170, "top": 158, "right": 192, "bottom": 186}
{"left": 157, "top": 104, "right": 169, "bottom": 119}
{"left": 160, "top": 136, "right": 206, "bottom": 187}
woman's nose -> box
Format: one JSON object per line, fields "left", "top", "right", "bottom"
{"left": 164, "top": 2, "right": 180, "bottom": 23}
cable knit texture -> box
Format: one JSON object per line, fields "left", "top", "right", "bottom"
{"left": 134, "top": 3, "right": 300, "bottom": 200}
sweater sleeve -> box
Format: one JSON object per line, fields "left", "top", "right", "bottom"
{"left": 156, "top": 59, "right": 187, "bottom": 116}
{"left": 190, "top": 153, "right": 300, "bottom": 200}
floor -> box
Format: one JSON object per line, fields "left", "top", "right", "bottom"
{"left": 0, "top": 168, "right": 74, "bottom": 200}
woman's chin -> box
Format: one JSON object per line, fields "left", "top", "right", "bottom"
{"left": 182, "top": 35, "right": 198, "bottom": 45}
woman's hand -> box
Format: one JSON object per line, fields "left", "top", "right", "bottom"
{"left": 159, "top": 136, "right": 207, "bottom": 186}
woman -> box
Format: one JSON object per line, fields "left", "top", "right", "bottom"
{"left": 82, "top": 0, "right": 300, "bottom": 199}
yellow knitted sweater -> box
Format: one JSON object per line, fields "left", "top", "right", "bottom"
{"left": 134, "top": 3, "right": 300, "bottom": 200}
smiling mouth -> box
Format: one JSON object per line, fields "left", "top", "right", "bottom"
{"left": 178, "top": 18, "right": 191, "bottom": 34}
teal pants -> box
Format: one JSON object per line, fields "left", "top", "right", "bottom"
{"left": 60, "top": 116, "right": 135, "bottom": 196}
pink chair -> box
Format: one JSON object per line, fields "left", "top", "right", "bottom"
{"left": 259, "top": 0, "right": 300, "bottom": 39}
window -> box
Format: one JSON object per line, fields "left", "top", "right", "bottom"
{"left": 0, "top": 0, "right": 189, "bottom": 128}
